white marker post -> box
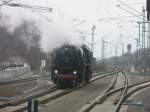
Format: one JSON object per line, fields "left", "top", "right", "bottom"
{"left": 28, "top": 99, "right": 38, "bottom": 112}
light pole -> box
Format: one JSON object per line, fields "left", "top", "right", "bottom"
{"left": 91, "top": 25, "right": 96, "bottom": 54}
{"left": 101, "top": 33, "right": 110, "bottom": 63}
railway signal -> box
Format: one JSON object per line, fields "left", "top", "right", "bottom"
{"left": 91, "top": 25, "right": 96, "bottom": 54}
{"left": 147, "top": 0, "right": 150, "bottom": 21}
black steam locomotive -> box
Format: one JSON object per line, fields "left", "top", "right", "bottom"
{"left": 51, "top": 44, "right": 93, "bottom": 87}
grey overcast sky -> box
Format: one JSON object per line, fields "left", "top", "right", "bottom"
{"left": 0, "top": 0, "right": 146, "bottom": 59}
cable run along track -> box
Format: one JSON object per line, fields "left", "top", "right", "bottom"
{"left": 0, "top": 70, "right": 119, "bottom": 112}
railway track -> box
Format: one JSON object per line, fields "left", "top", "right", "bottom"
{"left": 112, "top": 71, "right": 128, "bottom": 112}
{"left": 0, "top": 75, "right": 51, "bottom": 86}
{"left": 78, "top": 71, "right": 150, "bottom": 112}
{"left": 0, "top": 69, "right": 116, "bottom": 87}
{"left": 77, "top": 71, "right": 123, "bottom": 112}
{"left": 0, "top": 70, "right": 119, "bottom": 112}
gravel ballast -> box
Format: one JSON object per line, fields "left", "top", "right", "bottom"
{"left": 39, "top": 75, "right": 113, "bottom": 112}
{"left": 125, "top": 73, "right": 150, "bottom": 112}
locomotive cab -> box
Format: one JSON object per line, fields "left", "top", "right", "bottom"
{"left": 81, "top": 45, "right": 93, "bottom": 82}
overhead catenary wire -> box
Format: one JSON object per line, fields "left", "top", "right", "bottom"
{"left": 99, "top": 18, "right": 138, "bottom": 24}
{"left": 118, "top": 26, "right": 137, "bottom": 44}
{"left": 126, "top": 3, "right": 145, "bottom": 6}
{"left": 71, "top": 20, "right": 86, "bottom": 29}
{"left": 117, "top": 4, "right": 143, "bottom": 20}
{"left": 117, "top": 0, "right": 142, "bottom": 15}
{"left": 98, "top": 16, "right": 142, "bottom": 25}
{"left": 99, "top": 16, "right": 138, "bottom": 21}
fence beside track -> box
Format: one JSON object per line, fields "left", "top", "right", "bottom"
{"left": 0, "top": 66, "right": 31, "bottom": 79}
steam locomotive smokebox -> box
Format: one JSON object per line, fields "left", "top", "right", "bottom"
{"left": 50, "top": 44, "right": 93, "bottom": 87}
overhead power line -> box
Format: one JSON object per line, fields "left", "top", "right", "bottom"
{"left": 114, "top": 19, "right": 138, "bottom": 23}
{"left": 4, "top": 2, "right": 53, "bottom": 12}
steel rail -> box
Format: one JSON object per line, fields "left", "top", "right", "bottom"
{"left": 0, "top": 86, "right": 57, "bottom": 109}
{"left": 78, "top": 73, "right": 119, "bottom": 112}
{"left": 13, "top": 88, "right": 76, "bottom": 112}
{"left": 0, "top": 70, "right": 118, "bottom": 112}
{"left": 90, "top": 71, "right": 119, "bottom": 83}
{"left": 13, "top": 70, "right": 118, "bottom": 112}
{"left": 79, "top": 72, "right": 150, "bottom": 112}
{"left": 0, "top": 69, "right": 117, "bottom": 86}
{"left": 113, "top": 77, "right": 150, "bottom": 112}
{"left": 113, "top": 71, "right": 128, "bottom": 112}
{"left": 93, "top": 69, "right": 118, "bottom": 77}
{"left": 0, "top": 75, "right": 50, "bottom": 86}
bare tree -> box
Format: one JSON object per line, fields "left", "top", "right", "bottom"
{"left": 0, "top": 18, "right": 43, "bottom": 70}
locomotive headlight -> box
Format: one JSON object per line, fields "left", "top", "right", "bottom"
{"left": 54, "top": 70, "right": 58, "bottom": 74}
{"left": 73, "top": 70, "right": 77, "bottom": 75}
